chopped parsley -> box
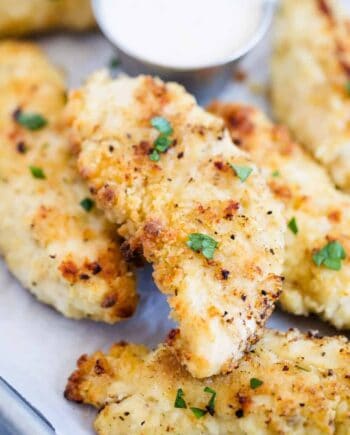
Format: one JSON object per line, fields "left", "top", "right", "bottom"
{"left": 345, "top": 80, "right": 350, "bottom": 95}
{"left": 174, "top": 387, "right": 217, "bottom": 419}
{"left": 187, "top": 233, "right": 218, "bottom": 259}
{"left": 250, "top": 378, "right": 263, "bottom": 389}
{"left": 190, "top": 407, "right": 207, "bottom": 419}
{"left": 288, "top": 217, "right": 298, "bottom": 235}
{"left": 80, "top": 198, "right": 95, "bottom": 212}
{"left": 29, "top": 166, "right": 46, "bottom": 179}
{"left": 15, "top": 111, "right": 47, "bottom": 131}
{"left": 151, "top": 116, "right": 173, "bottom": 136}
{"left": 109, "top": 56, "right": 120, "bottom": 69}
{"left": 204, "top": 387, "right": 216, "bottom": 415}
{"left": 149, "top": 149, "right": 160, "bottom": 161}
{"left": 230, "top": 164, "right": 253, "bottom": 182}
{"left": 174, "top": 388, "right": 187, "bottom": 409}
{"left": 149, "top": 116, "right": 173, "bottom": 161}
{"left": 272, "top": 170, "right": 280, "bottom": 177}
{"left": 312, "top": 240, "right": 346, "bottom": 271}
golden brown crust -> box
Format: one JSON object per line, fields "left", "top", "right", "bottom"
{"left": 65, "top": 329, "right": 350, "bottom": 434}
{"left": 0, "top": 0, "right": 95, "bottom": 36}
{"left": 272, "top": 0, "right": 350, "bottom": 191}
{"left": 66, "top": 72, "right": 285, "bottom": 377}
{"left": 0, "top": 41, "right": 137, "bottom": 323}
{"left": 209, "top": 101, "right": 350, "bottom": 329}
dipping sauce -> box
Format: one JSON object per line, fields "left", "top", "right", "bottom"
{"left": 97, "top": 0, "right": 263, "bottom": 69}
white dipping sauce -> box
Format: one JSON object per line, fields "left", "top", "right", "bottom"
{"left": 97, "top": 0, "right": 263, "bottom": 69}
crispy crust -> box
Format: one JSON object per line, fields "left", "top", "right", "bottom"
{"left": 209, "top": 102, "right": 350, "bottom": 329}
{"left": 272, "top": 0, "right": 350, "bottom": 191}
{"left": 65, "top": 329, "right": 350, "bottom": 434}
{"left": 0, "top": 0, "right": 94, "bottom": 36}
{"left": 66, "top": 72, "right": 285, "bottom": 378}
{"left": 0, "top": 41, "right": 137, "bottom": 322}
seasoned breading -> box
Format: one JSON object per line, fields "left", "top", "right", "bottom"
{"left": 0, "top": 0, "right": 94, "bottom": 36}
{"left": 65, "top": 329, "right": 350, "bottom": 434}
{"left": 0, "top": 42, "right": 137, "bottom": 322}
{"left": 271, "top": 0, "right": 350, "bottom": 191}
{"left": 209, "top": 102, "right": 350, "bottom": 329}
{"left": 66, "top": 72, "right": 284, "bottom": 378}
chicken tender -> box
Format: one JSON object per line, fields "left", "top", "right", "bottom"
{"left": 0, "top": 42, "right": 137, "bottom": 322}
{"left": 66, "top": 72, "right": 284, "bottom": 377}
{"left": 209, "top": 102, "right": 350, "bottom": 329}
{"left": 272, "top": 0, "right": 350, "bottom": 191}
{"left": 65, "top": 329, "right": 350, "bottom": 434}
{"left": 0, "top": 0, "right": 94, "bottom": 36}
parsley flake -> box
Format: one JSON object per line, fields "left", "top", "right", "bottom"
{"left": 109, "top": 56, "right": 120, "bottom": 69}
{"left": 149, "top": 116, "right": 173, "bottom": 161}
{"left": 345, "top": 80, "right": 350, "bottom": 95}
{"left": 312, "top": 241, "right": 346, "bottom": 271}
{"left": 80, "top": 198, "right": 95, "bottom": 212}
{"left": 154, "top": 135, "right": 172, "bottom": 152}
{"left": 29, "top": 166, "right": 46, "bottom": 179}
{"left": 272, "top": 170, "right": 280, "bottom": 177}
{"left": 250, "top": 378, "right": 263, "bottom": 389}
{"left": 174, "top": 388, "right": 187, "bottom": 409}
{"left": 230, "top": 164, "right": 253, "bottom": 182}
{"left": 187, "top": 233, "right": 218, "bottom": 259}
{"left": 204, "top": 387, "right": 216, "bottom": 415}
{"left": 15, "top": 111, "right": 47, "bottom": 131}
{"left": 151, "top": 116, "right": 173, "bottom": 135}
{"left": 288, "top": 217, "right": 298, "bottom": 235}
{"left": 190, "top": 407, "right": 207, "bottom": 419}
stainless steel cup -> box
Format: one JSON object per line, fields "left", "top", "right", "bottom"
{"left": 93, "top": 0, "right": 276, "bottom": 103}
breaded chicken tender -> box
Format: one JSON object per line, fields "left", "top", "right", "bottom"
{"left": 0, "top": 42, "right": 137, "bottom": 322}
{"left": 65, "top": 329, "right": 350, "bottom": 434}
{"left": 272, "top": 0, "right": 350, "bottom": 191}
{"left": 0, "top": 0, "right": 94, "bottom": 36}
{"left": 209, "top": 102, "right": 350, "bottom": 329}
{"left": 66, "top": 72, "right": 284, "bottom": 377}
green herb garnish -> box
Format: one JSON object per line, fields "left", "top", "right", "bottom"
{"left": 272, "top": 170, "right": 280, "bottom": 177}
{"left": 109, "top": 56, "right": 120, "bottom": 69}
{"left": 80, "top": 198, "right": 95, "bottom": 212}
{"left": 345, "top": 80, "right": 350, "bottom": 95}
{"left": 15, "top": 111, "right": 47, "bottom": 131}
{"left": 149, "top": 116, "right": 173, "bottom": 161}
{"left": 151, "top": 116, "right": 173, "bottom": 136}
{"left": 29, "top": 166, "right": 46, "bottom": 179}
{"left": 149, "top": 149, "right": 160, "bottom": 161}
{"left": 230, "top": 164, "right": 253, "bottom": 182}
{"left": 250, "top": 378, "right": 263, "bottom": 389}
{"left": 312, "top": 240, "right": 346, "bottom": 271}
{"left": 190, "top": 407, "right": 207, "bottom": 419}
{"left": 204, "top": 387, "right": 216, "bottom": 415}
{"left": 288, "top": 217, "right": 298, "bottom": 235}
{"left": 174, "top": 388, "right": 187, "bottom": 409}
{"left": 187, "top": 233, "right": 218, "bottom": 259}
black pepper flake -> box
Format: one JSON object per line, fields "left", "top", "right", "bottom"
{"left": 221, "top": 269, "right": 230, "bottom": 280}
{"left": 270, "top": 249, "right": 275, "bottom": 255}
{"left": 241, "top": 294, "right": 247, "bottom": 301}
{"left": 267, "top": 210, "right": 273, "bottom": 215}
{"left": 79, "top": 274, "right": 90, "bottom": 280}
{"left": 124, "top": 412, "right": 130, "bottom": 416}
{"left": 109, "top": 145, "right": 114, "bottom": 152}
{"left": 141, "top": 421, "right": 145, "bottom": 426}
{"left": 299, "top": 403, "right": 305, "bottom": 407}
{"left": 91, "top": 263, "right": 102, "bottom": 275}
{"left": 49, "top": 254, "right": 56, "bottom": 259}
{"left": 235, "top": 409, "right": 244, "bottom": 418}
{"left": 16, "top": 141, "right": 27, "bottom": 154}
{"left": 230, "top": 235, "right": 235, "bottom": 240}
{"left": 177, "top": 151, "right": 184, "bottom": 159}
{"left": 261, "top": 290, "right": 267, "bottom": 296}
{"left": 282, "top": 365, "right": 289, "bottom": 371}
